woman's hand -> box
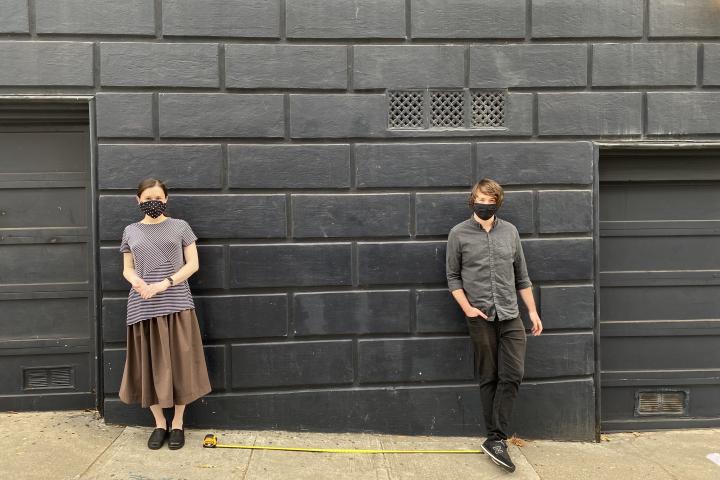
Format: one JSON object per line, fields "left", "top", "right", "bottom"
{"left": 131, "top": 279, "right": 150, "bottom": 297}
{"left": 139, "top": 280, "right": 169, "bottom": 300}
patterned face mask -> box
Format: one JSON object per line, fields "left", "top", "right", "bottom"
{"left": 138, "top": 200, "right": 167, "bottom": 218}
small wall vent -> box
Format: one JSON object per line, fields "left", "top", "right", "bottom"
{"left": 635, "top": 390, "right": 688, "bottom": 416}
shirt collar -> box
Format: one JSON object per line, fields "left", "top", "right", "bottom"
{"left": 469, "top": 215, "right": 499, "bottom": 231}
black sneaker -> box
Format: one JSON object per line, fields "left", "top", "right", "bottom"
{"left": 481, "top": 439, "right": 516, "bottom": 472}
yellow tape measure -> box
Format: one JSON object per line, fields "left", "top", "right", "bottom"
{"left": 203, "top": 433, "right": 483, "bottom": 454}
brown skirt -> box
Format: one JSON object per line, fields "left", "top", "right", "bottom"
{"left": 119, "top": 309, "right": 211, "bottom": 408}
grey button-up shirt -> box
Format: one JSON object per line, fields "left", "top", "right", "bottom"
{"left": 446, "top": 216, "right": 532, "bottom": 321}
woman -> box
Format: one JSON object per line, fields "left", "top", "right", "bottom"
{"left": 118, "top": 178, "right": 211, "bottom": 450}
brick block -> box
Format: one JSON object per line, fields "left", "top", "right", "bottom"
{"left": 355, "top": 143, "right": 472, "bottom": 188}
{"left": 524, "top": 333, "right": 594, "bottom": 378}
{"left": 194, "top": 294, "right": 288, "bottom": 339}
{"left": 476, "top": 142, "right": 593, "bottom": 185}
{"left": 286, "top": 0, "right": 405, "bottom": 38}
{"left": 289, "top": 94, "right": 386, "bottom": 138}
{"left": 102, "top": 348, "right": 125, "bottom": 394}
{"left": 231, "top": 340, "right": 353, "bottom": 388}
{"left": 290, "top": 93, "right": 533, "bottom": 138}
{"left": 98, "top": 194, "right": 286, "bottom": 240}
{"left": 593, "top": 43, "right": 697, "bottom": 86}
{"left": 168, "top": 195, "right": 287, "bottom": 239}
{"left": 190, "top": 245, "right": 226, "bottom": 290}
{"left": 228, "top": 144, "right": 350, "bottom": 189}
{"left": 532, "top": 0, "right": 643, "bottom": 38}
{"left": 96, "top": 94, "right": 154, "bottom": 138}
{"left": 415, "top": 190, "right": 534, "bottom": 236}
{"left": 100, "top": 42, "right": 218, "bottom": 87}
{"left": 159, "top": 94, "right": 284, "bottom": 138}
{"left": 0, "top": 0, "right": 28, "bottom": 33}
{"left": 101, "top": 244, "right": 226, "bottom": 290}
{"left": 649, "top": 0, "right": 720, "bottom": 37}
{"left": 203, "top": 345, "right": 227, "bottom": 391}
{"left": 523, "top": 239, "right": 594, "bottom": 282}
{"left": 294, "top": 290, "right": 411, "bottom": 335}
{"left": 703, "top": 44, "right": 720, "bottom": 85}
{"left": 538, "top": 190, "right": 593, "bottom": 233}
{"left": 36, "top": 0, "right": 155, "bottom": 35}
{"left": 226, "top": 44, "right": 347, "bottom": 89}
{"left": 539, "top": 285, "right": 595, "bottom": 330}
{"left": 292, "top": 193, "right": 411, "bottom": 238}
{"left": 353, "top": 45, "right": 465, "bottom": 89}
{"left": 358, "top": 241, "right": 446, "bottom": 285}
{"left": 538, "top": 93, "right": 642, "bottom": 136}
{"left": 415, "top": 289, "right": 466, "bottom": 333}
{"left": 97, "top": 144, "right": 223, "bottom": 189}
{"left": 101, "top": 298, "right": 127, "bottom": 343}
{"left": 411, "top": 0, "right": 525, "bottom": 39}
{"left": 163, "top": 0, "right": 280, "bottom": 37}
{"left": 100, "top": 247, "right": 126, "bottom": 291}
{"left": 515, "top": 379, "right": 595, "bottom": 440}
{"left": 357, "top": 337, "right": 474, "bottom": 383}
{"left": 229, "top": 243, "right": 352, "bottom": 288}
{"left": 647, "top": 92, "right": 720, "bottom": 135}
{"left": 103, "top": 345, "right": 226, "bottom": 393}
{"left": 0, "top": 41, "right": 93, "bottom": 86}
{"left": 470, "top": 44, "right": 587, "bottom": 88}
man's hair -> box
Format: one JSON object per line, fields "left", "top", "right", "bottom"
{"left": 468, "top": 178, "right": 504, "bottom": 209}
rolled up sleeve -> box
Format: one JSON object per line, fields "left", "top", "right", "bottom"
{"left": 513, "top": 232, "right": 532, "bottom": 290}
{"left": 446, "top": 230, "right": 464, "bottom": 292}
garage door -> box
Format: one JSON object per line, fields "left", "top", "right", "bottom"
{"left": 0, "top": 103, "right": 96, "bottom": 410}
{"left": 599, "top": 149, "right": 720, "bottom": 431}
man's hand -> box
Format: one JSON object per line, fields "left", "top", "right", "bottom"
{"left": 529, "top": 311, "right": 543, "bottom": 336}
{"left": 464, "top": 307, "right": 488, "bottom": 320}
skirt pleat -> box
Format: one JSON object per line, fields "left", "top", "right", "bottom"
{"left": 119, "top": 309, "right": 211, "bottom": 408}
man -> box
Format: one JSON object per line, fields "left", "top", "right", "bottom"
{"left": 446, "top": 178, "right": 543, "bottom": 473}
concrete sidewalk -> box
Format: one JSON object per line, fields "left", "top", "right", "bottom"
{"left": 1, "top": 411, "right": 718, "bottom": 479}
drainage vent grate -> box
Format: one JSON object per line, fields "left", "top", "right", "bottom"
{"left": 23, "top": 366, "right": 74, "bottom": 390}
{"left": 636, "top": 390, "right": 687, "bottom": 416}
{"left": 471, "top": 90, "right": 505, "bottom": 127}
{"left": 430, "top": 90, "right": 464, "bottom": 128}
{"left": 388, "top": 90, "right": 424, "bottom": 129}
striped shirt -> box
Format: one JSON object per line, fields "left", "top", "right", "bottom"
{"left": 119, "top": 217, "right": 198, "bottom": 326}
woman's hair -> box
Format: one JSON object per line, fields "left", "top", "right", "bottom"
{"left": 467, "top": 178, "right": 504, "bottom": 209}
{"left": 136, "top": 178, "right": 168, "bottom": 198}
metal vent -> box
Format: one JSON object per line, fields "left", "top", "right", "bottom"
{"left": 430, "top": 90, "right": 464, "bottom": 128}
{"left": 387, "top": 89, "right": 506, "bottom": 130}
{"left": 471, "top": 90, "right": 505, "bottom": 127}
{"left": 388, "top": 90, "right": 424, "bottom": 129}
{"left": 636, "top": 390, "right": 687, "bottom": 416}
{"left": 23, "top": 366, "right": 74, "bottom": 390}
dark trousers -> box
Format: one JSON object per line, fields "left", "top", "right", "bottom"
{"left": 466, "top": 315, "right": 526, "bottom": 441}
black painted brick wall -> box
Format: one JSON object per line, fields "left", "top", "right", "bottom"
{"left": 4, "top": 0, "right": 720, "bottom": 441}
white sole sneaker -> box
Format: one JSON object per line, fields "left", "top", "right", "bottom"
{"left": 481, "top": 443, "right": 516, "bottom": 472}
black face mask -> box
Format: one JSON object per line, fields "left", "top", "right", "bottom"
{"left": 473, "top": 202, "right": 498, "bottom": 221}
{"left": 139, "top": 200, "right": 167, "bottom": 219}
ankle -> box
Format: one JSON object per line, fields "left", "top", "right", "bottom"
{"left": 171, "top": 421, "right": 183, "bottom": 430}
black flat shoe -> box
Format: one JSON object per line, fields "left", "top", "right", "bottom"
{"left": 168, "top": 428, "right": 185, "bottom": 450}
{"left": 147, "top": 426, "right": 168, "bottom": 450}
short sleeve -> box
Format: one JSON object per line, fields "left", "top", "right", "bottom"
{"left": 181, "top": 221, "right": 198, "bottom": 246}
{"left": 119, "top": 227, "right": 130, "bottom": 253}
